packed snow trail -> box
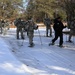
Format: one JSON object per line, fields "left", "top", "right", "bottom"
{"left": 1, "top": 28, "right": 75, "bottom": 75}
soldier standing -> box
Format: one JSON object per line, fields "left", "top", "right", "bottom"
{"left": 14, "top": 18, "right": 25, "bottom": 39}
{"left": 44, "top": 17, "right": 52, "bottom": 37}
{"left": 2, "top": 20, "right": 9, "bottom": 35}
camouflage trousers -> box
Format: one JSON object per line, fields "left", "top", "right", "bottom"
{"left": 16, "top": 28, "right": 24, "bottom": 39}
{"left": 3, "top": 27, "right": 8, "bottom": 35}
{"left": 46, "top": 26, "right": 52, "bottom": 37}
{"left": 28, "top": 32, "right": 34, "bottom": 45}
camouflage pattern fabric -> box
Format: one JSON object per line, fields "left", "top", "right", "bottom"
{"left": 14, "top": 19, "right": 26, "bottom": 39}
{"left": 26, "top": 20, "right": 38, "bottom": 46}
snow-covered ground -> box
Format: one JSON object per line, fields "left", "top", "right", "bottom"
{"left": 0, "top": 27, "right": 75, "bottom": 75}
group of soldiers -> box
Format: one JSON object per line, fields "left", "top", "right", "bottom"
{"left": 0, "top": 16, "right": 75, "bottom": 47}
{"left": 14, "top": 17, "right": 38, "bottom": 47}
{"left": 44, "top": 16, "right": 75, "bottom": 47}
{"left": 0, "top": 17, "right": 38, "bottom": 47}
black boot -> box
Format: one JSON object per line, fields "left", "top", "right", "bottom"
{"left": 49, "top": 42, "right": 55, "bottom": 46}
{"left": 59, "top": 44, "right": 63, "bottom": 47}
{"left": 28, "top": 43, "right": 34, "bottom": 47}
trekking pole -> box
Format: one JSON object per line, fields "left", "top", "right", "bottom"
{"left": 38, "top": 28, "right": 43, "bottom": 46}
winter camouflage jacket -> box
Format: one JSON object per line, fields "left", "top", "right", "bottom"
{"left": 26, "top": 20, "right": 38, "bottom": 32}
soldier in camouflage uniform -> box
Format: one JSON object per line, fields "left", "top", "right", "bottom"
{"left": 26, "top": 18, "right": 38, "bottom": 47}
{"left": 2, "top": 20, "right": 9, "bottom": 35}
{"left": 14, "top": 18, "right": 25, "bottom": 39}
{"left": 68, "top": 19, "right": 75, "bottom": 42}
{"left": 44, "top": 17, "right": 52, "bottom": 37}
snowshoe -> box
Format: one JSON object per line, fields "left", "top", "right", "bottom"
{"left": 58, "top": 45, "right": 64, "bottom": 48}
{"left": 28, "top": 43, "right": 35, "bottom": 47}
{"left": 28, "top": 45, "right": 33, "bottom": 47}
{"left": 49, "top": 42, "right": 55, "bottom": 46}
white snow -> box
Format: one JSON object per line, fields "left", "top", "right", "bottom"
{"left": 0, "top": 27, "right": 75, "bottom": 75}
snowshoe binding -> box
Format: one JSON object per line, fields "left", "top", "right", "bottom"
{"left": 28, "top": 43, "right": 35, "bottom": 47}
{"left": 49, "top": 42, "right": 55, "bottom": 46}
